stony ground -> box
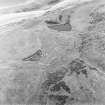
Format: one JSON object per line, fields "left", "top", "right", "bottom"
{"left": 0, "top": 0, "right": 105, "bottom": 105}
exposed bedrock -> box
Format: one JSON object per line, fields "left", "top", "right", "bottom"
{"left": 0, "top": 1, "right": 105, "bottom": 105}
{"left": 27, "top": 57, "right": 105, "bottom": 105}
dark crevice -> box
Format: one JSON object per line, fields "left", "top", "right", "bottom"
{"left": 59, "top": 15, "right": 63, "bottom": 21}
{"left": 59, "top": 81, "right": 71, "bottom": 94}
{"left": 47, "top": 23, "right": 72, "bottom": 32}
{"left": 47, "top": 0, "right": 61, "bottom": 5}
{"left": 22, "top": 49, "right": 42, "bottom": 61}
{"left": 45, "top": 20, "right": 59, "bottom": 24}
{"left": 81, "top": 69, "right": 88, "bottom": 77}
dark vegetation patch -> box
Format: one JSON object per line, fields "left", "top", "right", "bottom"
{"left": 68, "top": 58, "right": 89, "bottom": 78}
{"left": 41, "top": 66, "right": 68, "bottom": 91}
{"left": 48, "top": 94, "right": 68, "bottom": 105}
{"left": 50, "top": 81, "right": 71, "bottom": 93}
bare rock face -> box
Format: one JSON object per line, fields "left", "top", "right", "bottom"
{"left": 30, "top": 57, "right": 105, "bottom": 105}
{"left": 1, "top": 0, "right": 105, "bottom": 105}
